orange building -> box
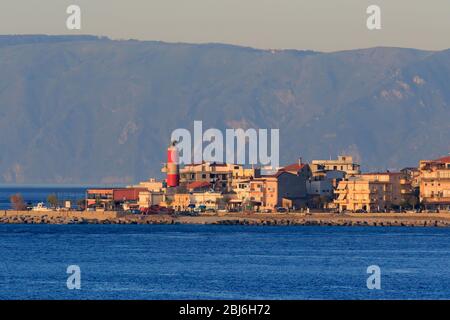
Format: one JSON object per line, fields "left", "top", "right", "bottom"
{"left": 247, "top": 163, "right": 311, "bottom": 212}
{"left": 86, "top": 188, "right": 147, "bottom": 210}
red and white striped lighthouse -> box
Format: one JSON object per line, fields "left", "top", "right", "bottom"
{"left": 166, "top": 141, "right": 180, "bottom": 187}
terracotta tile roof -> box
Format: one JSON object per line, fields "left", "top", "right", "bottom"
{"left": 263, "top": 170, "right": 294, "bottom": 179}
{"left": 434, "top": 156, "right": 450, "bottom": 163}
{"left": 187, "top": 181, "right": 211, "bottom": 190}
{"left": 280, "top": 163, "right": 306, "bottom": 172}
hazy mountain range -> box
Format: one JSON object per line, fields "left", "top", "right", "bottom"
{"left": 0, "top": 35, "right": 449, "bottom": 184}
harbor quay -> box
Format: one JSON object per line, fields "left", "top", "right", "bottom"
{"left": 2, "top": 210, "right": 450, "bottom": 227}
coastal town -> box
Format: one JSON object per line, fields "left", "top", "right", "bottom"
{"left": 77, "top": 140, "right": 449, "bottom": 214}
{"left": 16, "top": 144, "right": 450, "bottom": 214}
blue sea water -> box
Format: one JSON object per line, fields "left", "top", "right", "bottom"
{"left": 0, "top": 224, "right": 450, "bottom": 300}
{"left": 0, "top": 186, "right": 119, "bottom": 210}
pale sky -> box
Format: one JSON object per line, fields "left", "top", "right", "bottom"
{"left": 1, "top": 0, "right": 450, "bottom": 52}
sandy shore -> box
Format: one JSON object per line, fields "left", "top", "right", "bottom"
{"left": 1, "top": 210, "right": 450, "bottom": 227}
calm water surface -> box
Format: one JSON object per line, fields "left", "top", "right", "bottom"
{"left": 1, "top": 224, "right": 449, "bottom": 300}
{"left": 0, "top": 186, "right": 87, "bottom": 210}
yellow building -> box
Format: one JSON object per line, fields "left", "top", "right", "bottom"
{"left": 334, "top": 172, "right": 414, "bottom": 212}
{"left": 419, "top": 156, "right": 450, "bottom": 210}
{"left": 190, "top": 192, "right": 224, "bottom": 210}
{"left": 131, "top": 178, "right": 164, "bottom": 192}
{"left": 359, "top": 172, "right": 414, "bottom": 206}
{"left": 311, "top": 155, "right": 360, "bottom": 177}
{"left": 334, "top": 178, "right": 389, "bottom": 212}
{"left": 169, "top": 192, "right": 226, "bottom": 211}
{"left": 138, "top": 190, "right": 165, "bottom": 209}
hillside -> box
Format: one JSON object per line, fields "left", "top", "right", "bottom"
{"left": 0, "top": 35, "right": 449, "bottom": 184}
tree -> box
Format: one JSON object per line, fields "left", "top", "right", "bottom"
{"left": 47, "top": 194, "right": 59, "bottom": 208}
{"left": 319, "top": 195, "right": 331, "bottom": 209}
{"left": 221, "top": 193, "right": 234, "bottom": 210}
{"left": 406, "top": 195, "right": 419, "bottom": 210}
{"left": 165, "top": 198, "right": 173, "bottom": 207}
{"left": 76, "top": 199, "right": 86, "bottom": 210}
{"left": 312, "top": 196, "right": 321, "bottom": 209}
{"left": 10, "top": 193, "right": 26, "bottom": 210}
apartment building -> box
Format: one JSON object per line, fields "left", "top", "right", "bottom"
{"left": 334, "top": 171, "right": 414, "bottom": 212}
{"left": 419, "top": 156, "right": 450, "bottom": 210}
{"left": 334, "top": 178, "right": 390, "bottom": 212}
{"left": 247, "top": 163, "right": 310, "bottom": 211}
{"left": 311, "top": 155, "right": 360, "bottom": 177}
{"left": 359, "top": 172, "right": 414, "bottom": 206}
{"left": 179, "top": 162, "right": 260, "bottom": 192}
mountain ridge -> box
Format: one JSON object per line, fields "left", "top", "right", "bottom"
{"left": 0, "top": 35, "right": 449, "bottom": 184}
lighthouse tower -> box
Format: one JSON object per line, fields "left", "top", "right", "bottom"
{"left": 166, "top": 141, "right": 180, "bottom": 187}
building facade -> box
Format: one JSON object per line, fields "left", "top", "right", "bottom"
{"left": 419, "top": 156, "right": 450, "bottom": 210}
{"left": 311, "top": 155, "right": 360, "bottom": 177}
{"left": 247, "top": 163, "right": 310, "bottom": 211}
{"left": 179, "top": 162, "right": 260, "bottom": 192}
{"left": 334, "top": 171, "right": 415, "bottom": 212}
{"left": 334, "top": 178, "right": 389, "bottom": 212}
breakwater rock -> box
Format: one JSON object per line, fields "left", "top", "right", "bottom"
{"left": 1, "top": 211, "right": 450, "bottom": 227}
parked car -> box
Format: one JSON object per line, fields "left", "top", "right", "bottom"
{"left": 276, "top": 207, "right": 288, "bottom": 213}
{"left": 355, "top": 209, "right": 367, "bottom": 213}
{"left": 142, "top": 205, "right": 175, "bottom": 215}
{"left": 193, "top": 207, "right": 202, "bottom": 213}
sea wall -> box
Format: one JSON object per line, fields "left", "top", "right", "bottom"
{"left": 0, "top": 210, "right": 118, "bottom": 224}
{"left": 1, "top": 210, "right": 450, "bottom": 227}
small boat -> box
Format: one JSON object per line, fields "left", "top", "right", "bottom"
{"left": 32, "top": 202, "right": 52, "bottom": 211}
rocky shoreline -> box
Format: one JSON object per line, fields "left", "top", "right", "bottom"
{"left": 1, "top": 210, "right": 450, "bottom": 227}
